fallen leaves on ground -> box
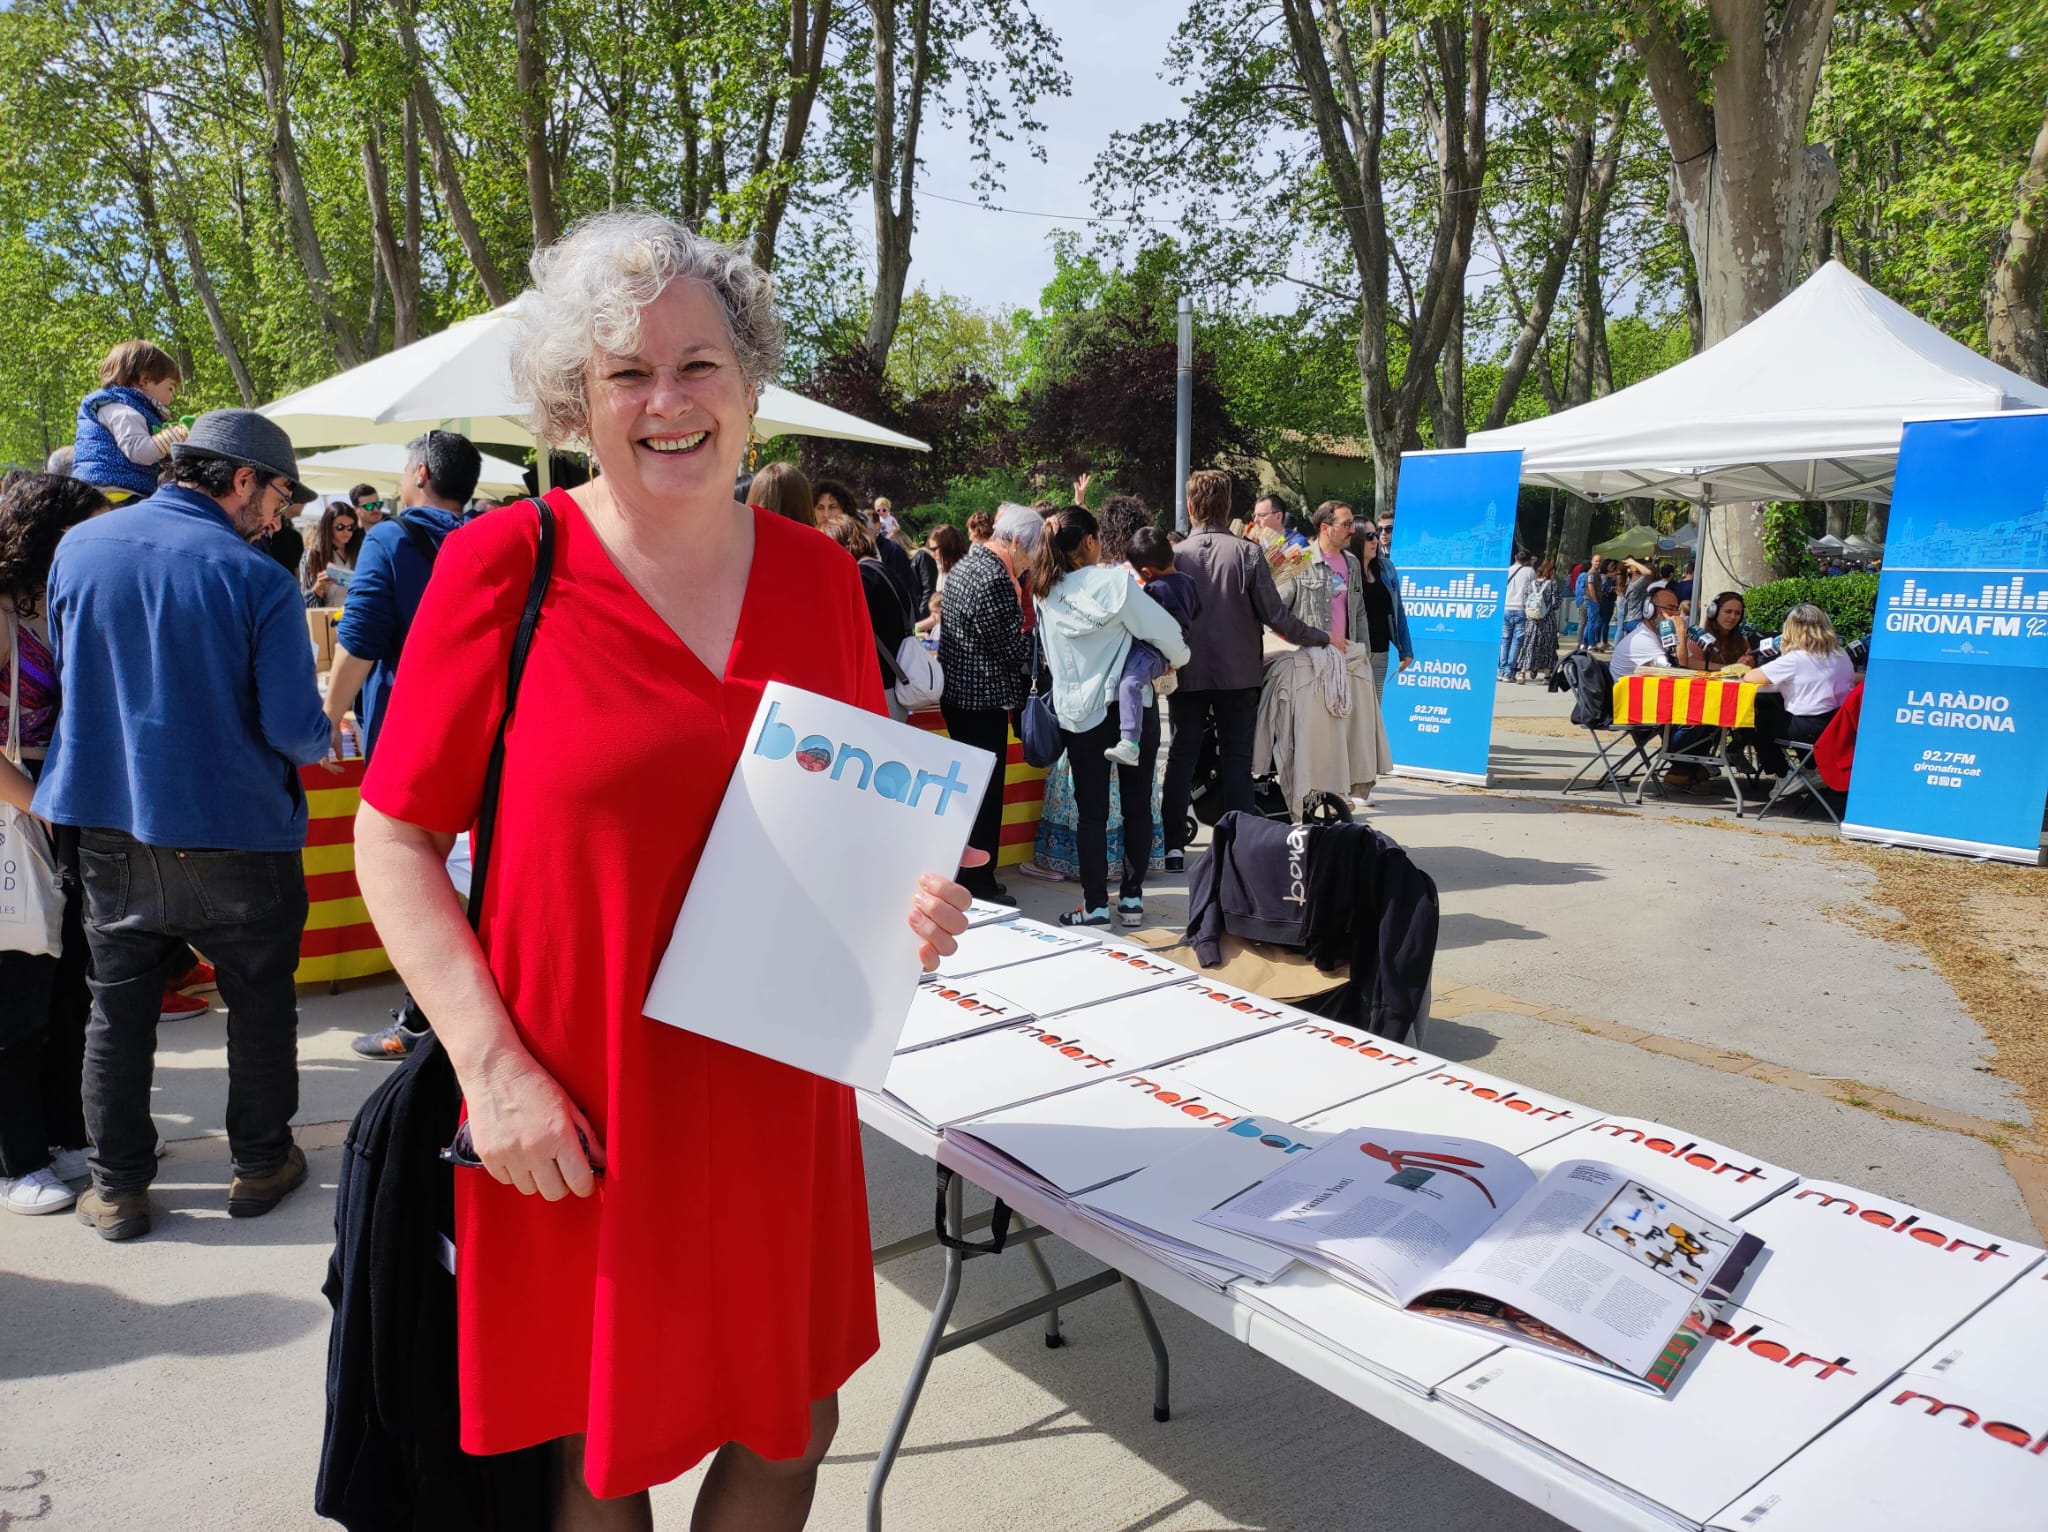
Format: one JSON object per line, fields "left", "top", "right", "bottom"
{"left": 1825, "top": 841, "right": 2048, "bottom": 1132}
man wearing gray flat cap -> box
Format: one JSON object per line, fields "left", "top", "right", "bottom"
{"left": 35, "top": 408, "right": 332, "bottom": 1241}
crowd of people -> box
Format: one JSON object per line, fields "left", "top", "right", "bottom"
{"left": 9, "top": 393, "right": 1417, "bottom": 1230}
{"left": 6, "top": 219, "right": 993, "bottom": 1530}
{"left": 3, "top": 212, "right": 1865, "bottom": 1530}
{"left": 0, "top": 355, "right": 503, "bottom": 1218}
{"left": 1514, "top": 546, "right": 1858, "bottom": 790}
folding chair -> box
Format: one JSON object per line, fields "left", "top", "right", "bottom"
{"left": 1753, "top": 737, "right": 1842, "bottom": 826}
{"left": 1564, "top": 723, "right": 1656, "bottom": 807}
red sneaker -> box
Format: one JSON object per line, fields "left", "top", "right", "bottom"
{"left": 159, "top": 990, "right": 213, "bottom": 1023}
{"left": 172, "top": 959, "right": 218, "bottom": 994}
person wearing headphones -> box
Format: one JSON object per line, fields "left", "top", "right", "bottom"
{"left": 1610, "top": 579, "right": 1717, "bottom": 784}
{"left": 1608, "top": 581, "right": 1707, "bottom": 679}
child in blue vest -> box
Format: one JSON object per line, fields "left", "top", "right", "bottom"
{"left": 73, "top": 341, "right": 187, "bottom": 502}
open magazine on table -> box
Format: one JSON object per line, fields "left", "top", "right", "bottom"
{"left": 1440, "top": 1181, "right": 2042, "bottom": 1529}
{"left": 1197, "top": 1125, "right": 1763, "bottom": 1392}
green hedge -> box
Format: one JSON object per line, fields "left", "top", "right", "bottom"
{"left": 1741, "top": 572, "right": 1879, "bottom": 640}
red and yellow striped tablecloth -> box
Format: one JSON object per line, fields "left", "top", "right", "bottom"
{"left": 299, "top": 759, "right": 390, "bottom": 985}
{"left": 907, "top": 710, "right": 1049, "bottom": 865}
{"left": 1611, "top": 673, "right": 1756, "bottom": 730}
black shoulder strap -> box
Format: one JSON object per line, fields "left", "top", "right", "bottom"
{"left": 397, "top": 513, "right": 441, "bottom": 564}
{"left": 393, "top": 514, "right": 445, "bottom": 651}
{"left": 466, "top": 498, "right": 554, "bottom": 933}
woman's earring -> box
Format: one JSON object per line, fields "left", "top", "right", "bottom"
{"left": 747, "top": 414, "right": 760, "bottom": 471}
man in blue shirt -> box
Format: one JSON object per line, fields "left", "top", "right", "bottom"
{"left": 36, "top": 410, "right": 331, "bottom": 1240}
{"left": 323, "top": 429, "right": 483, "bottom": 762}
{"left": 322, "top": 429, "right": 482, "bottom": 1062}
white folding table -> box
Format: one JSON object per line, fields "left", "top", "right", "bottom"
{"left": 857, "top": 1092, "right": 1659, "bottom": 1532}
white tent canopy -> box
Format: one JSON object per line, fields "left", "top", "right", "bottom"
{"left": 259, "top": 294, "right": 930, "bottom": 455}
{"left": 297, "top": 441, "right": 532, "bottom": 497}
{"left": 1464, "top": 261, "right": 2048, "bottom": 506}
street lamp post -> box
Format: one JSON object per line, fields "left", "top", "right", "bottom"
{"left": 1174, "top": 295, "right": 1193, "bottom": 532}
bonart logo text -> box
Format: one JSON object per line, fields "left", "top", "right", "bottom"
{"left": 753, "top": 700, "right": 972, "bottom": 817}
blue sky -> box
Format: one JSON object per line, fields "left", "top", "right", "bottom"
{"left": 891, "top": 0, "right": 1192, "bottom": 314}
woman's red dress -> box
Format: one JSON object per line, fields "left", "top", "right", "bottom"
{"left": 361, "top": 489, "right": 885, "bottom": 1498}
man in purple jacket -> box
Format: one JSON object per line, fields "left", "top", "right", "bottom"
{"left": 1160, "top": 469, "right": 1336, "bottom": 871}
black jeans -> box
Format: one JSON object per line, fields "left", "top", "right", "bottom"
{"left": 0, "top": 766, "right": 90, "bottom": 1179}
{"left": 1162, "top": 687, "right": 1260, "bottom": 853}
{"left": 1752, "top": 696, "right": 1834, "bottom": 777}
{"left": 939, "top": 700, "right": 1015, "bottom": 896}
{"left": 75, "top": 828, "right": 308, "bottom": 1195}
{"left": 1062, "top": 707, "right": 1159, "bottom": 911}
{"left": 0, "top": 852, "right": 89, "bottom": 1178}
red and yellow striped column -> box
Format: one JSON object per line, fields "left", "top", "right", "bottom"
{"left": 298, "top": 759, "right": 393, "bottom": 984}
{"left": 906, "top": 710, "right": 1049, "bottom": 866}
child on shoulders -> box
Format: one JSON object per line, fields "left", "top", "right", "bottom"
{"left": 72, "top": 341, "right": 187, "bottom": 502}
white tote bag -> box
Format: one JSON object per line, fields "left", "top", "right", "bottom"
{"left": 1, "top": 613, "right": 63, "bottom": 957}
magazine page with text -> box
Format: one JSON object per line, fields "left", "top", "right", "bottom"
{"left": 1412, "top": 1158, "right": 1764, "bottom": 1390}
{"left": 1198, "top": 1127, "right": 1536, "bottom": 1303}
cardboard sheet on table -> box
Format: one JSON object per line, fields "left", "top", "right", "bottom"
{"left": 1440, "top": 1181, "right": 2042, "bottom": 1528}
{"left": 1705, "top": 1367, "right": 2048, "bottom": 1532}
{"left": 645, "top": 683, "right": 992, "bottom": 1089}
{"left": 1075, "top": 1114, "right": 1329, "bottom": 1286}
{"left": 962, "top": 898, "right": 1022, "bottom": 929}
{"left": 1520, "top": 1115, "right": 1797, "bottom": 1221}
{"left": 895, "top": 977, "right": 1034, "bottom": 1053}
{"left": 1301, "top": 1061, "right": 1592, "bottom": 1155}
{"left": 933, "top": 917, "right": 1102, "bottom": 979}
{"left": 1154, "top": 1019, "right": 1445, "bottom": 1125}
{"left": 1706, "top": 1265, "right": 2048, "bottom": 1531}
{"left": 1048, "top": 977, "right": 1313, "bottom": 1074}
{"left": 879, "top": 1015, "right": 1156, "bottom": 1130}
{"left": 1442, "top": 1304, "right": 1884, "bottom": 1528}
{"left": 952, "top": 1070, "right": 1257, "bottom": 1194}
{"left": 1728, "top": 1179, "right": 2040, "bottom": 1358}
{"left": 1239, "top": 1266, "right": 1505, "bottom": 1395}
{"left": 1135, "top": 930, "right": 1353, "bottom": 1001}
{"left": 964, "top": 939, "right": 1189, "bottom": 1019}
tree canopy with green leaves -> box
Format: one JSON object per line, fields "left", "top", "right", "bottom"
{"left": 0, "top": 0, "right": 2041, "bottom": 580}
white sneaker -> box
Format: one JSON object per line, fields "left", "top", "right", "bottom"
{"left": 1104, "top": 738, "right": 1143, "bottom": 767}
{"left": 49, "top": 1146, "right": 90, "bottom": 1182}
{"left": 1, "top": 1166, "right": 80, "bottom": 1215}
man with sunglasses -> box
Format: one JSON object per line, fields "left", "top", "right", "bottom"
{"left": 34, "top": 410, "right": 333, "bottom": 1240}
{"left": 348, "top": 482, "right": 387, "bottom": 531}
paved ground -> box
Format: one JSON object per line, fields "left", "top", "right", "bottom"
{"left": 4, "top": 683, "right": 2043, "bottom": 1530}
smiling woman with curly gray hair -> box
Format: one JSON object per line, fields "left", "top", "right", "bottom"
{"left": 351, "top": 212, "right": 979, "bottom": 1531}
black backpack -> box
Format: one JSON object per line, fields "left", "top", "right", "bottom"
{"left": 1553, "top": 647, "right": 1615, "bottom": 728}
{"left": 317, "top": 503, "right": 554, "bottom": 1531}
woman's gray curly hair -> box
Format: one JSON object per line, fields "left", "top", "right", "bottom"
{"left": 512, "top": 211, "right": 785, "bottom": 448}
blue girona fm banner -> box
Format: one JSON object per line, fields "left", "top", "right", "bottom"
{"left": 1844, "top": 416, "right": 2048, "bottom": 864}
{"left": 1384, "top": 450, "right": 1522, "bottom": 784}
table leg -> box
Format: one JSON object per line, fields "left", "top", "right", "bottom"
{"left": 1634, "top": 725, "right": 1673, "bottom": 805}
{"left": 1022, "top": 1236, "right": 1065, "bottom": 1347}
{"left": 868, "top": 1169, "right": 966, "bottom": 1532}
{"left": 1719, "top": 729, "right": 1748, "bottom": 816}
{"left": 1122, "top": 1276, "right": 1173, "bottom": 1423}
